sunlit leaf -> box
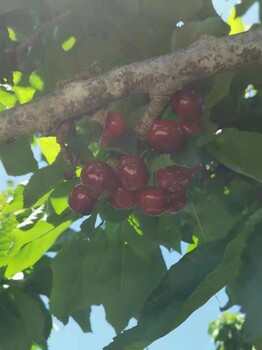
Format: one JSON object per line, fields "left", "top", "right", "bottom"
{"left": 4, "top": 220, "right": 71, "bottom": 278}
{"left": 13, "top": 71, "right": 22, "bottom": 85}
{"left": 7, "top": 27, "right": 17, "bottom": 41}
{"left": 38, "top": 137, "right": 60, "bottom": 165}
{"left": 13, "top": 86, "right": 36, "bottom": 104}
{"left": 62, "top": 36, "right": 76, "bottom": 51}
{"left": 227, "top": 7, "right": 245, "bottom": 35}
{"left": 0, "top": 87, "right": 17, "bottom": 108}
{"left": 29, "top": 72, "right": 44, "bottom": 91}
{"left": 49, "top": 180, "right": 78, "bottom": 215}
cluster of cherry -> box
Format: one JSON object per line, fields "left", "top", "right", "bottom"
{"left": 68, "top": 89, "right": 205, "bottom": 217}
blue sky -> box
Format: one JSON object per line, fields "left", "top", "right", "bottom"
{"left": 0, "top": 0, "right": 260, "bottom": 349}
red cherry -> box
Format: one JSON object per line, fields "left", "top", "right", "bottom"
{"left": 100, "top": 112, "right": 126, "bottom": 148}
{"left": 109, "top": 187, "right": 135, "bottom": 210}
{"left": 117, "top": 155, "right": 149, "bottom": 191}
{"left": 147, "top": 120, "right": 184, "bottom": 153}
{"left": 166, "top": 190, "right": 187, "bottom": 214}
{"left": 135, "top": 187, "right": 169, "bottom": 216}
{"left": 171, "top": 89, "right": 205, "bottom": 121}
{"left": 177, "top": 120, "right": 205, "bottom": 136}
{"left": 156, "top": 164, "right": 202, "bottom": 192}
{"left": 68, "top": 184, "right": 96, "bottom": 215}
{"left": 80, "top": 161, "right": 119, "bottom": 198}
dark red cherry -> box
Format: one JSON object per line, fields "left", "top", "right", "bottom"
{"left": 68, "top": 184, "right": 96, "bottom": 215}
{"left": 100, "top": 112, "right": 126, "bottom": 148}
{"left": 109, "top": 187, "right": 135, "bottom": 210}
{"left": 177, "top": 120, "right": 205, "bottom": 136}
{"left": 147, "top": 120, "right": 184, "bottom": 153}
{"left": 80, "top": 161, "right": 119, "bottom": 198}
{"left": 166, "top": 190, "right": 187, "bottom": 214}
{"left": 135, "top": 187, "right": 168, "bottom": 216}
{"left": 156, "top": 164, "right": 202, "bottom": 192}
{"left": 171, "top": 89, "right": 205, "bottom": 121}
{"left": 117, "top": 155, "right": 149, "bottom": 191}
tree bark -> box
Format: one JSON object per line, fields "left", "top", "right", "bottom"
{"left": 0, "top": 29, "right": 261, "bottom": 144}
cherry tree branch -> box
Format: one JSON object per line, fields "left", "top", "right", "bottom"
{"left": 0, "top": 29, "right": 262, "bottom": 144}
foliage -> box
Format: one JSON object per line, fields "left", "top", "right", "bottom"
{"left": 0, "top": 0, "right": 262, "bottom": 349}
{"left": 208, "top": 313, "right": 253, "bottom": 350}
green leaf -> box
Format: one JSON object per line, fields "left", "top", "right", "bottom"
{"left": 0, "top": 289, "right": 51, "bottom": 350}
{"left": 186, "top": 187, "right": 243, "bottom": 243}
{"left": 224, "top": 219, "right": 262, "bottom": 346}
{"left": 106, "top": 129, "right": 138, "bottom": 156}
{"left": 13, "top": 86, "right": 36, "bottom": 104}
{"left": 0, "top": 214, "right": 19, "bottom": 258}
{"left": 12, "top": 291, "right": 52, "bottom": 343}
{"left": 0, "top": 87, "right": 17, "bottom": 108}
{"left": 0, "top": 292, "right": 32, "bottom": 350}
{"left": 24, "top": 256, "right": 52, "bottom": 297}
{"left": 148, "top": 154, "right": 175, "bottom": 173}
{"left": 1, "top": 220, "right": 71, "bottom": 278}
{"left": 29, "top": 72, "right": 44, "bottom": 91}
{"left": 131, "top": 210, "right": 182, "bottom": 252}
{"left": 38, "top": 137, "right": 61, "bottom": 165}
{"left": 50, "top": 222, "right": 166, "bottom": 332}
{"left": 207, "top": 128, "right": 262, "bottom": 183}
{"left": 96, "top": 199, "right": 132, "bottom": 223}
{"left": 2, "top": 184, "right": 24, "bottom": 215}
{"left": 71, "top": 308, "right": 92, "bottom": 333}
{"left": 206, "top": 72, "right": 234, "bottom": 108}
{"left": 106, "top": 209, "right": 262, "bottom": 349}
{"left": 0, "top": 137, "right": 38, "bottom": 176}
{"left": 157, "top": 214, "right": 182, "bottom": 252}
{"left": 62, "top": 36, "right": 76, "bottom": 51}
{"left": 10, "top": 221, "right": 60, "bottom": 256}
{"left": 173, "top": 135, "right": 203, "bottom": 168}
{"left": 142, "top": 0, "right": 203, "bottom": 24}
{"left": 171, "top": 17, "right": 230, "bottom": 51}
{"left": 23, "top": 154, "right": 67, "bottom": 207}
{"left": 49, "top": 179, "right": 79, "bottom": 215}
{"left": 235, "top": 0, "right": 256, "bottom": 17}
{"left": 103, "top": 14, "right": 154, "bottom": 61}
{"left": 227, "top": 8, "right": 245, "bottom": 35}
{"left": 105, "top": 239, "right": 225, "bottom": 350}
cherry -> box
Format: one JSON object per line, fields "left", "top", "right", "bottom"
{"left": 177, "top": 120, "right": 205, "bottom": 136}
{"left": 147, "top": 120, "right": 184, "bottom": 153}
{"left": 117, "top": 155, "right": 149, "bottom": 191}
{"left": 135, "top": 187, "right": 169, "bottom": 216}
{"left": 100, "top": 112, "right": 126, "bottom": 148}
{"left": 109, "top": 187, "right": 135, "bottom": 210}
{"left": 166, "top": 190, "right": 187, "bottom": 214}
{"left": 170, "top": 89, "right": 205, "bottom": 121}
{"left": 80, "top": 161, "right": 119, "bottom": 198}
{"left": 156, "top": 164, "right": 202, "bottom": 192}
{"left": 68, "top": 184, "right": 96, "bottom": 215}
